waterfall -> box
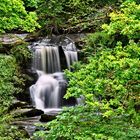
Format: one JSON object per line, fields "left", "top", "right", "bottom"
{"left": 30, "top": 73, "right": 65, "bottom": 109}
{"left": 63, "top": 45, "right": 78, "bottom": 70}
{"left": 29, "top": 36, "right": 78, "bottom": 111}
{"left": 46, "top": 46, "right": 61, "bottom": 73}
{"left": 32, "top": 45, "right": 61, "bottom": 73}
{"left": 61, "top": 37, "right": 78, "bottom": 70}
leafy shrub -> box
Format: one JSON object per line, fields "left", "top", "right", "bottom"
{"left": 22, "top": 0, "right": 40, "bottom": 9}
{"left": 0, "top": 55, "right": 28, "bottom": 139}
{"left": 82, "top": 32, "right": 115, "bottom": 57}
{"left": 0, "top": 0, "right": 40, "bottom": 33}
{"left": 102, "top": 0, "right": 140, "bottom": 39}
{"left": 65, "top": 41, "right": 140, "bottom": 117}
{"left": 0, "top": 114, "right": 29, "bottom": 140}
{"left": 36, "top": 0, "right": 120, "bottom": 33}
{"left": 0, "top": 55, "right": 24, "bottom": 110}
{"left": 10, "top": 43, "right": 31, "bottom": 66}
{"left": 33, "top": 1, "right": 140, "bottom": 140}
{"left": 34, "top": 105, "right": 140, "bottom": 140}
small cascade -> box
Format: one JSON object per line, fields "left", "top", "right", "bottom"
{"left": 46, "top": 46, "right": 61, "bottom": 73}
{"left": 29, "top": 36, "right": 78, "bottom": 111}
{"left": 61, "top": 37, "right": 78, "bottom": 70}
{"left": 30, "top": 72, "right": 66, "bottom": 110}
{"left": 32, "top": 45, "right": 61, "bottom": 73}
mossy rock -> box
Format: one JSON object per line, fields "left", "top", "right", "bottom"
{"left": 0, "top": 34, "right": 27, "bottom": 53}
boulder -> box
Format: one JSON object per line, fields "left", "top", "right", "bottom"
{"left": 22, "top": 109, "right": 44, "bottom": 117}
{"left": 0, "top": 34, "right": 27, "bottom": 53}
{"left": 40, "top": 114, "right": 56, "bottom": 122}
{"left": 0, "top": 34, "right": 26, "bottom": 46}
{"left": 8, "top": 100, "right": 28, "bottom": 111}
{"left": 13, "top": 108, "right": 44, "bottom": 118}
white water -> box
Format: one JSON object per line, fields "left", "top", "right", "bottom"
{"left": 61, "top": 38, "right": 78, "bottom": 70}
{"left": 30, "top": 73, "right": 61, "bottom": 109}
{"left": 30, "top": 37, "right": 78, "bottom": 111}
{"left": 46, "top": 46, "right": 61, "bottom": 73}
{"left": 64, "top": 51, "right": 78, "bottom": 70}
{"left": 32, "top": 45, "right": 61, "bottom": 73}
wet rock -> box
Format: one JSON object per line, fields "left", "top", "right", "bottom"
{"left": 9, "top": 100, "right": 28, "bottom": 111}
{"left": 13, "top": 108, "right": 44, "bottom": 118}
{"left": 12, "top": 116, "right": 40, "bottom": 137}
{"left": 15, "top": 90, "right": 32, "bottom": 104}
{"left": 0, "top": 34, "right": 25, "bottom": 46}
{"left": 40, "top": 114, "right": 56, "bottom": 122}
{"left": 22, "top": 109, "right": 44, "bottom": 117}
{"left": 25, "top": 32, "right": 42, "bottom": 42}
{"left": 0, "top": 34, "right": 27, "bottom": 53}
{"left": 17, "top": 125, "right": 30, "bottom": 138}
{"left": 66, "top": 34, "right": 86, "bottom": 43}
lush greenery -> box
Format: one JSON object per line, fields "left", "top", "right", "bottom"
{"left": 33, "top": 1, "right": 140, "bottom": 140}
{"left": 36, "top": 0, "right": 121, "bottom": 33}
{"left": 0, "top": 0, "right": 40, "bottom": 33}
{"left": 34, "top": 40, "right": 140, "bottom": 140}
{"left": 0, "top": 0, "right": 123, "bottom": 34}
{"left": 0, "top": 55, "right": 24, "bottom": 109}
{"left": 34, "top": 105, "right": 140, "bottom": 140}
{"left": 102, "top": 0, "right": 140, "bottom": 39}
{"left": 0, "top": 0, "right": 139, "bottom": 34}
{"left": 0, "top": 0, "right": 139, "bottom": 139}
{"left": 0, "top": 55, "right": 27, "bottom": 139}
{"left": 10, "top": 43, "right": 31, "bottom": 66}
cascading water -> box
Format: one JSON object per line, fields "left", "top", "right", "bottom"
{"left": 32, "top": 45, "right": 61, "bottom": 73}
{"left": 61, "top": 38, "right": 78, "bottom": 70}
{"left": 29, "top": 36, "right": 78, "bottom": 112}
{"left": 30, "top": 72, "right": 66, "bottom": 109}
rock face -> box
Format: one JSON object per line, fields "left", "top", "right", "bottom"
{"left": 8, "top": 100, "right": 29, "bottom": 111}
{"left": 0, "top": 34, "right": 27, "bottom": 53}
{"left": 12, "top": 116, "right": 41, "bottom": 137}
{"left": 0, "top": 34, "right": 26, "bottom": 45}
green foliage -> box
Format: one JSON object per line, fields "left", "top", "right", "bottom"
{"left": 65, "top": 41, "right": 140, "bottom": 117}
{"left": 0, "top": 115, "right": 28, "bottom": 140}
{"left": 10, "top": 43, "right": 31, "bottom": 65}
{"left": 82, "top": 32, "right": 115, "bottom": 57}
{"left": 102, "top": 1, "right": 140, "bottom": 39}
{"left": 33, "top": 39, "right": 140, "bottom": 140}
{"left": 33, "top": 1, "right": 140, "bottom": 140}
{"left": 37, "top": 0, "right": 120, "bottom": 33}
{"left": 36, "top": 0, "right": 64, "bottom": 33}
{"left": 0, "top": 55, "right": 28, "bottom": 139}
{"left": 0, "top": 55, "right": 24, "bottom": 110}
{"left": 0, "top": 0, "right": 40, "bottom": 33}
{"left": 33, "top": 40, "right": 140, "bottom": 140}
{"left": 34, "top": 106, "right": 140, "bottom": 140}
{"left": 22, "top": 0, "right": 40, "bottom": 8}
